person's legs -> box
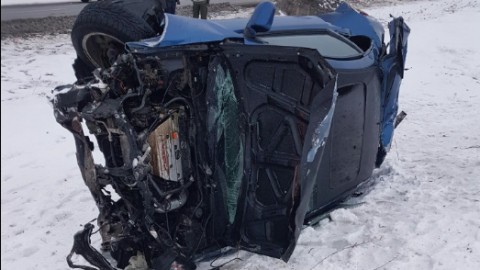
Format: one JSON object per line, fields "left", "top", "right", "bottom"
{"left": 193, "top": 3, "right": 200, "bottom": 18}
{"left": 165, "top": 0, "right": 174, "bottom": 14}
{"left": 200, "top": 3, "right": 207, "bottom": 19}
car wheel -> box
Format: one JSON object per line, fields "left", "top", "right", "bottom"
{"left": 71, "top": 1, "right": 157, "bottom": 72}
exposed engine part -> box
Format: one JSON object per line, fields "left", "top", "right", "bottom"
{"left": 52, "top": 51, "right": 206, "bottom": 270}
{"left": 154, "top": 189, "right": 188, "bottom": 213}
{"left": 148, "top": 111, "right": 187, "bottom": 182}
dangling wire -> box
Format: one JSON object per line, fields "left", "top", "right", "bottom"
{"left": 208, "top": 247, "right": 243, "bottom": 270}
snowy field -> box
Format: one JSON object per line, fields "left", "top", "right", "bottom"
{"left": 2, "top": 0, "right": 480, "bottom": 269}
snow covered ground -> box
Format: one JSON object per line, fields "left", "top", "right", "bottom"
{"left": 2, "top": 0, "right": 480, "bottom": 269}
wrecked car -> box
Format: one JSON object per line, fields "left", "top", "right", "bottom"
{"left": 52, "top": 1, "right": 410, "bottom": 269}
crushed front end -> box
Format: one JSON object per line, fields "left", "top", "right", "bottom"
{"left": 52, "top": 49, "right": 220, "bottom": 269}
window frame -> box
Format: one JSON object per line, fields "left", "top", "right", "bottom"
{"left": 256, "top": 30, "right": 365, "bottom": 60}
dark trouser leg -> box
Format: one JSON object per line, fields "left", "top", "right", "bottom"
{"left": 200, "top": 3, "right": 208, "bottom": 19}
{"left": 165, "top": 1, "right": 176, "bottom": 14}
{"left": 193, "top": 3, "right": 200, "bottom": 18}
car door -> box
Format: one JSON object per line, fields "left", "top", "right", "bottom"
{"left": 206, "top": 44, "right": 338, "bottom": 261}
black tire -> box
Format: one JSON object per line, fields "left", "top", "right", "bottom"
{"left": 81, "top": 0, "right": 90, "bottom": 3}
{"left": 71, "top": 1, "right": 158, "bottom": 71}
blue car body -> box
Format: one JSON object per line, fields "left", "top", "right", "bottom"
{"left": 54, "top": 2, "right": 410, "bottom": 269}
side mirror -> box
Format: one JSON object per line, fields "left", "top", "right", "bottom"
{"left": 244, "top": 1, "right": 276, "bottom": 39}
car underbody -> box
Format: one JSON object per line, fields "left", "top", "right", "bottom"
{"left": 51, "top": 2, "right": 410, "bottom": 269}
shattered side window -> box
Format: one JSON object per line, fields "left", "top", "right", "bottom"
{"left": 207, "top": 60, "right": 244, "bottom": 224}
{"left": 259, "top": 34, "right": 363, "bottom": 59}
